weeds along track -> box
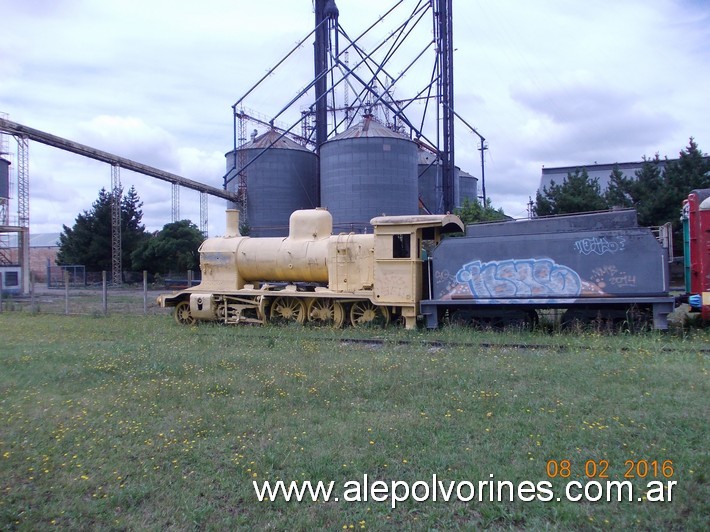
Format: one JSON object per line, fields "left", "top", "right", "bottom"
{"left": 3, "top": 293, "right": 707, "bottom": 353}
{"left": 192, "top": 328, "right": 710, "bottom": 355}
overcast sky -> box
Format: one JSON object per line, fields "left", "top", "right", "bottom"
{"left": 1, "top": 0, "right": 708, "bottom": 236}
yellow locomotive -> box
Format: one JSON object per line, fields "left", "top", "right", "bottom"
{"left": 157, "top": 208, "right": 464, "bottom": 329}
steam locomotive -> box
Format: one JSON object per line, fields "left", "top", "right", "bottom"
{"left": 158, "top": 208, "right": 464, "bottom": 329}
{"left": 157, "top": 189, "right": 710, "bottom": 329}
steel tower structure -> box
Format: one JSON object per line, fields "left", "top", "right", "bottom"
{"left": 435, "top": 0, "right": 455, "bottom": 213}
{"left": 314, "top": 0, "right": 455, "bottom": 211}
{"left": 229, "top": 0, "right": 466, "bottom": 215}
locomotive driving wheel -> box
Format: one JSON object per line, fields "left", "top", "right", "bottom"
{"left": 307, "top": 298, "right": 345, "bottom": 328}
{"left": 174, "top": 300, "right": 195, "bottom": 326}
{"left": 350, "top": 300, "right": 390, "bottom": 327}
{"left": 269, "top": 297, "right": 306, "bottom": 325}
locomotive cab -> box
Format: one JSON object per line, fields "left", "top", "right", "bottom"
{"left": 370, "top": 214, "right": 464, "bottom": 328}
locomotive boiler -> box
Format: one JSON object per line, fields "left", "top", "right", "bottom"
{"left": 158, "top": 205, "right": 681, "bottom": 330}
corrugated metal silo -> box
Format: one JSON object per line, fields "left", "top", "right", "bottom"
{"left": 458, "top": 170, "right": 479, "bottom": 206}
{"left": 418, "top": 150, "right": 443, "bottom": 214}
{"left": 320, "top": 116, "right": 418, "bottom": 232}
{"left": 225, "top": 130, "right": 318, "bottom": 237}
{"left": 417, "top": 150, "right": 463, "bottom": 213}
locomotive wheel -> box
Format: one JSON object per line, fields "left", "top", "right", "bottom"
{"left": 174, "top": 300, "right": 195, "bottom": 326}
{"left": 270, "top": 297, "right": 306, "bottom": 325}
{"left": 350, "top": 300, "right": 390, "bottom": 327}
{"left": 307, "top": 299, "right": 345, "bottom": 328}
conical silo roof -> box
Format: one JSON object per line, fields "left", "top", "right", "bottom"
{"left": 239, "top": 129, "right": 310, "bottom": 151}
{"left": 330, "top": 115, "right": 409, "bottom": 141}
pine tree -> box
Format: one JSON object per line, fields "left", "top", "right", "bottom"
{"left": 534, "top": 168, "right": 608, "bottom": 216}
{"left": 120, "top": 186, "right": 149, "bottom": 267}
{"left": 604, "top": 140, "right": 709, "bottom": 255}
{"left": 604, "top": 165, "right": 633, "bottom": 208}
{"left": 57, "top": 186, "right": 149, "bottom": 271}
{"left": 665, "top": 138, "right": 710, "bottom": 197}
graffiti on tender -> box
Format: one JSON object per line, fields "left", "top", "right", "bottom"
{"left": 452, "top": 258, "right": 583, "bottom": 298}
{"left": 590, "top": 265, "right": 637, "bottom": 289}
{"left": 574, "top": 236, "right": 625, "bottom": 255}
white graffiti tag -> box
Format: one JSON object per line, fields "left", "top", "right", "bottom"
{"left": 573, "top": 236, "right": 625, "bottom": 255}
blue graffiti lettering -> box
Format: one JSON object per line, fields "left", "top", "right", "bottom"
{"left": 455, "top": 259, "right": 582, "bottom": 298}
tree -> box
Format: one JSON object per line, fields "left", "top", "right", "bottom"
{"left": 663, "top": 139, "right": 710, "bottom": 254}
{"left": 454, "top": 197, "right": 508, "bottom": 224}
{"left": 605, "top": 156, "right": 667, "bottom": 225}
{"left": 131, "top": 220, "right": 205, "bottom": 275}
{"left": 57, "top": 186, "right": 149, "bottom": 271}
{"left": 604, "top": 140, "right": 710, "bottom": 255}
{"left": 603, "top": 165, "right": 633, "bottom": 208}
{"left": 120, "top": 186, "right": 149, "bottom": 266}
{"left": 534, "top": 168, "right": 608, "bottom": 216}
{"left": 664, "top": 138, "right": 710, "bottom": 201}
{"left": 606, "top": 140, "right": 710, "bottom": 224}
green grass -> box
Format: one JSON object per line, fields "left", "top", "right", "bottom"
{"left": 0, "top": 314, "right": 708, "bottom": 530}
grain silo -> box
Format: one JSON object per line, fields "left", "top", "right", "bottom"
{"left": 418, "top": 150, "right": 467, "bottom": 213}
{"left": 457, "top": 170, "right": 478, "bottom": 207}
{"left": 320, "top": 115, "right": 418, "bottom": 233}
{"left": 417, "top": 150, "right": 444, "bottom": 214}
{"left": 225, "top": 129, "right": 318, "bottom": 237}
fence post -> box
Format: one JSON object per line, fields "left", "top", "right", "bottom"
{"left": 187, "top": 269, "right": 193, "bottom": 287}
{"left": 30, "top": 271, "right": 37, "bottom": 313}
{"left": 143, "top": 270, "right": 148, "bottom": 315}
{"left": 0, "top": 271, "right": 3, "bottom": 313}
{"left": 102, "top": 271, "right": 108, "bottom": 316}
{"left": 64, "top": 269, "right": 70, "bottom": 315}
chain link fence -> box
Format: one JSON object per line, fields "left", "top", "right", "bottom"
{"left": 0, "top": 270, "right": 199, "bottom": 317}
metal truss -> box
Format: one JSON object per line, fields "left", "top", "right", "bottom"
{"left": 172, "top": 182, "right": 180, "bottom": 222}
{"left": 200, "top": 191, "right": 208, "bottom": 237}
{"left": 111, "top": 164, "right": 122, "bottom": 286}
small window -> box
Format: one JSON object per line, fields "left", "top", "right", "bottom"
{"left": 4, "top": 271, "right": 19, "bottom": 287}
{"left": 392, "top": 234, "right": 411, "bottom": 258}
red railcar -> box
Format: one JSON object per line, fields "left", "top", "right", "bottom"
{"left": 682, "top": 189, "right": 710, "bottom": 321}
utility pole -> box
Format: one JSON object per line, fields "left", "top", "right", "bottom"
{"left": 478, "top": 140, "right": 487, "bottom": 205}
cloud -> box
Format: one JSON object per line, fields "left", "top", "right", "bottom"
{"left": 510, "top": 80, "right": 679, "bottom": 163}
{"left": 1, "top": 0, "right": 709, "bottom": 236}
{"left": 75, "top": 116, "right": 177, "bottom": 170}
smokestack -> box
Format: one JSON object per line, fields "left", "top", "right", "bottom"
{"left": 226, "top": 209, "right": 241, "bottom": 237}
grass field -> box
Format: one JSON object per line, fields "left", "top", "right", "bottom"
{"left": 0, "top": 312, "right": 708, "bottom": 530}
